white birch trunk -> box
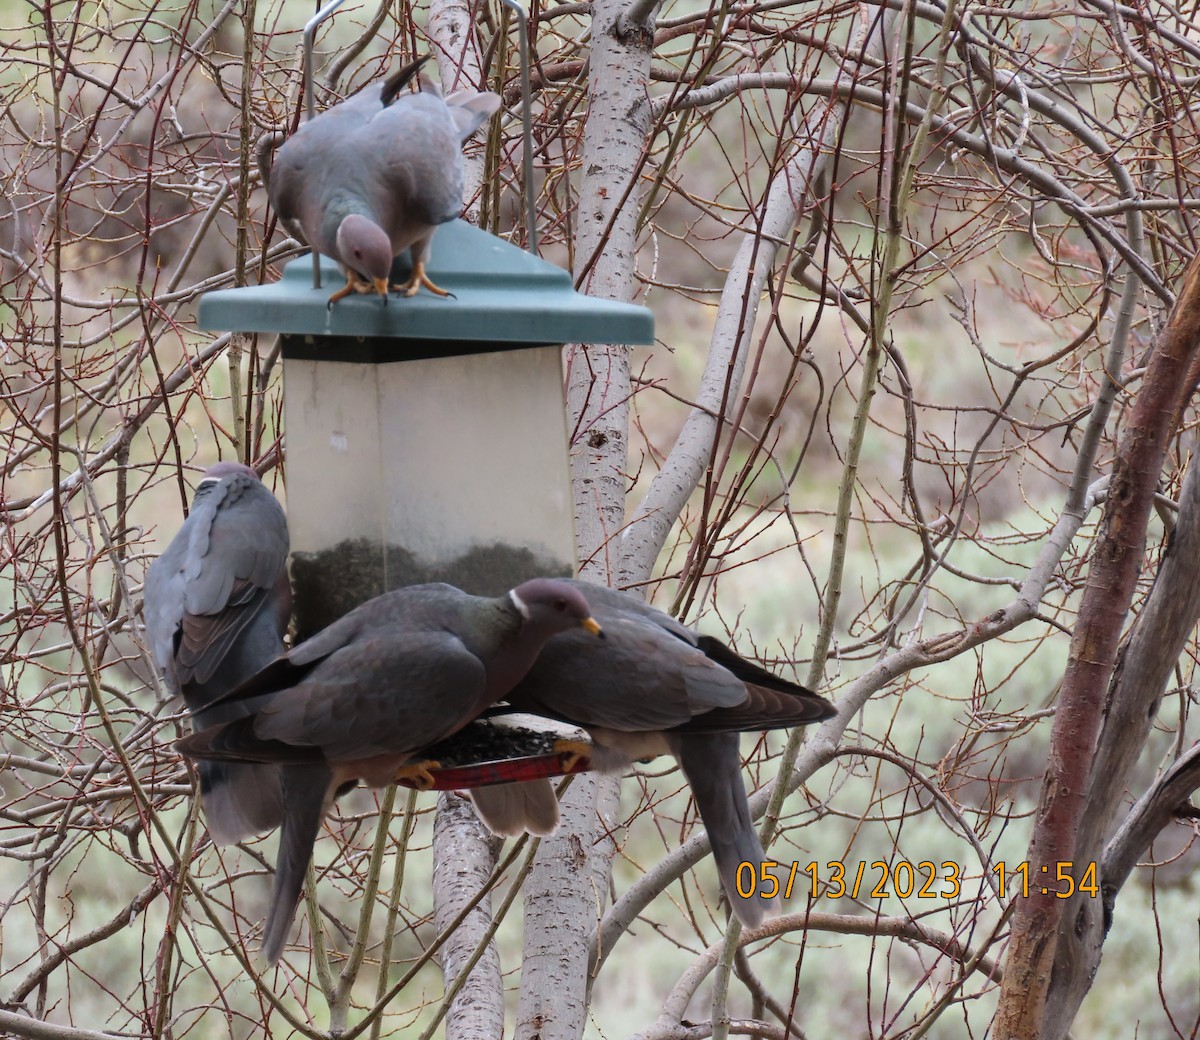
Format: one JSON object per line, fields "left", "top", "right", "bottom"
{"left": 433, "top": 793, "right": 505, "bottom": 1040}
{"left": 429, "top": 0, "right": 490, "bottom": 212}
{"left": 518, "top": 0, "right": 655, "bottom": 1035}
{"left": 563, "top": 0, "right": 652, "bottom": 576}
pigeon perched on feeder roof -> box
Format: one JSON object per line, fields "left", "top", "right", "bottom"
{"left": 143, "top": 462, "right": 292, "bottom": 845}
{"left": 472, "top": 579, "right": 835, "bottom": 927}
{"left": 266, "top": 57, "right": 502, "bottom": 306}
{"left": 176, "top": 578, "right": 603, "bottom": 964}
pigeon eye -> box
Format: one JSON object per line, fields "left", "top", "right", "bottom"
{"left": 553, "top": 598, "right": 567, "bottom": 612}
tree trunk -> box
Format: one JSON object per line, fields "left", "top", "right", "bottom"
{"left": 993, "top": 250, "right": 1200, "bottom": 1038}
{"left": 1041, "top": 372, "right": 1200, "bottom": 1036}
{"left": 518, "top": 0, "right": 655, "bottom": 1036}
{"left": 433, "top": 793, "right": 505, "bottom": 1040}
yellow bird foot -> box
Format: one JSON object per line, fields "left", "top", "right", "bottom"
{"left": 326, "top": 269, "right": 380, "bottom": 308}
{"left": 552, "top": 739, "right": 594, "bottom": 774}
{"left": 395, "top": 759, "right": 442, "bottom": 791}
{"left": 326, "top": 276, "right": 358, "bottom": 308}
{"left": 391, "top": 260, "right": 454, "bottom": 299}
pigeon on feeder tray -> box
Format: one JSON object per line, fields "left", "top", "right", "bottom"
{"left": 176, "top": 578, "right": 602, "bottom": 965}
{"left": 473, "top": 579, "right": 836, "bottom": 927}
{"left": 266, "top": 56, "right": 502, "bottom": 306}
{"left": 143, "top": 461, "right": 291, "bottom": 846}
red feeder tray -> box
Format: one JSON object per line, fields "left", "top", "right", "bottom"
{"left": 396, "top": 749, "right": 593, "bottom": 791}
{"left": 395, "top": 714, "right": 595, "bottom": 791}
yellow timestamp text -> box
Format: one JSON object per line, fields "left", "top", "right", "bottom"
{"left": 991, "top": 860, "right": 1100, "bottom": 899}
{"left": 735, "top": 860, "right": 1101, "bottom": 901}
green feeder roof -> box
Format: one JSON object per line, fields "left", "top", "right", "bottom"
{"left": 198, "top": 220, "right": 654, "bottom": 346}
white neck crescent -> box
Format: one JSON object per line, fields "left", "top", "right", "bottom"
{"left": 508, "top": 588, "right": 531, "bottom": 620}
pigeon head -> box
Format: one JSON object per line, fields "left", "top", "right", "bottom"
{"left": 336, "top": 214, "right": 393, "bottom": 297}
{"left": 510, "top": 578, "right": 604, "bottom": 639}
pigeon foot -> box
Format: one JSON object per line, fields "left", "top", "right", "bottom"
{"left": 326, "top": 279, "right": 358, "bottom": 308}
{"left": 326, "top": 269, "right": 382, "bottom": 309}
{"left": 391, "top": 260, "right": 455, "bottom": 299}
{"left": 395, "top": 759, "right": 442, "bottom": 790}
{"left": 326, "top": 269, "right": 391, "bottom": 307}
{"left": 552, "top": 739, "right": 594, "bottom": 774}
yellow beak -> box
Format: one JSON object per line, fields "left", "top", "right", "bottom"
{"left": 581, "top": 616, "right": 605, "bottom": 639}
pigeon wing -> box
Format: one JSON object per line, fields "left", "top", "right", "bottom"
{"left": 443, "top": 89, "right": 502, "bottom": 141}
{"left": 254, "top": 628, "right": 488, "bottom": 761}
{"left": 174, "top": 477, "right": 289, "bottom": 686}
{"left": 507, "top": 615, "right": 746, "bottom": 732}
{"left": 370, "top": 91, "right": 468, "bottom": 229}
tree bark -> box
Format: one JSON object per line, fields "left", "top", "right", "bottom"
{"left": 564, "top": 0, "right": 652, "bottom": 575}
{"left": 519, "top": 0, "right": 655, "bottom": 1036}
{"left": 1041, "top": 399, "right": 1200, "bottom": 1036}
{"left": 428, "top": 0, "right": 491, "bottom": 212}
{"left": 992, "top": 250, "right": 1200, "bottom": 1038}
{"left": 1105, "top": 741, "right": 1200, "bottom": 889}
{"left": 515, "top": 777, "right": 622, "bottom": 1040}
{"left": 433, "top": 793, "right": 505, "bottom": 1040}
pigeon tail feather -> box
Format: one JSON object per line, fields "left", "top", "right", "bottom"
{"left": 199, "top": 761, "right": 284, "bottom": 844}
{"left": 379, "top": 55, "right": 431, "bottom": 106}
{"left": 693, "top": 635, "right": 831, "bottom": 706}
{"left": 261, "top": 763, "right": 332, "bottom": 965}
{"left": 674, "top": 732, "right": 772, "bottom": 928}
{"left": 468, "top": 780, "right": 560, "bottom": 837}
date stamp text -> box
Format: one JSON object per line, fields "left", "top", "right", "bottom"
{"left": 736, "top": 860, "right": 1101, "bottom": 900}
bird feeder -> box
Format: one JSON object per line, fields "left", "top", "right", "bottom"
{"left": 199, "top": 220, "right": 652, "bottom": 636}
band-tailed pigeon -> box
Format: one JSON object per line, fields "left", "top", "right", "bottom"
{"left": 472, "top": 580, "right": 835, "bottom": 927}
{"left": 143, "top": 462, "right": 291, "bottom": 845}
{"left": 267, "top": 58, "right": 501, "bottom": 305}
{"left": 177, "top": 578, "right": 602, "bottom": 964}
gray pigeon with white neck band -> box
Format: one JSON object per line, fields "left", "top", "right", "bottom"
{"left": 267, "top": 57, "right": 501, "bottom": 306}
{"left": 472, "top": 579, "right": 836, "bottom": 927}
{"left": 176, "top": 578, "right": 602, "bottom": 964}
{"left": 143, "top": 462, "right": 291, "bottom": 845}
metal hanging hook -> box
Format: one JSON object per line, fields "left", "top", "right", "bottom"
{"left": 302, "top": 0, "right": 348, "bottom": 289}
{"left": 498, "top": 0, "right": 538, "bottom": 254}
